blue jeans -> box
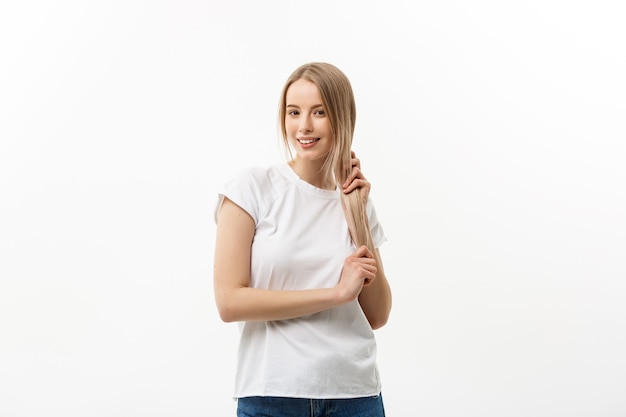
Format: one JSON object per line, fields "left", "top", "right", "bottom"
{"left": 236, "top": 394, "right": 385, "bottom": 417}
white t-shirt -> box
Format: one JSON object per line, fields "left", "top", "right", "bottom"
{"left": 215, "top": 163, "right": 387, "bottom": 399}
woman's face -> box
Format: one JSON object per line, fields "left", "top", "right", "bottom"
{"left": 284, "top": 78, "right": 334, "bottom": 164}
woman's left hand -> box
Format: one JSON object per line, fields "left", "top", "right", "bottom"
{"left": 342, "top": 151, "right": 370, "bottom": 203}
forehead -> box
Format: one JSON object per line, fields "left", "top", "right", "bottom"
{"left": 286, "top": 79, "right": 322, "bottom": 105}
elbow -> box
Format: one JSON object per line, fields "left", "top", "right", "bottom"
{"left": 368, "top": 314, "right": 389, "bottom": 330}
{"left": 366, "top": 301, "right": 392, "bottom": 330}
{"left": 217, "top": 308, "right": 236, "bottom": 323}
{"left": 215, "top": 298, "right": 239, "bottom": 323}
{"left": 215, "top": 285, "right": 250, "bottom": 323}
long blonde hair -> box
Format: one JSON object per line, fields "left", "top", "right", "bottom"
{"left": 278, "top": 62, "right": 377, "bottom": 255}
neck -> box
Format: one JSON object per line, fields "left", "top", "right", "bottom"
{"left": 289, "top": 157, "right": 336, "bottom": 190}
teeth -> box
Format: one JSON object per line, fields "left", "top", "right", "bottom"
{"left": 299, "top": 138, "right": 318, "bottom": 144}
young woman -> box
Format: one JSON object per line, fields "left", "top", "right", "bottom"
{"left": 213, "top": 62, "right": 392, "bottom": 417}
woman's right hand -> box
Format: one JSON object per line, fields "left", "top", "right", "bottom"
{"left": 335, "top": 245, "right": 377, "bottom": 303}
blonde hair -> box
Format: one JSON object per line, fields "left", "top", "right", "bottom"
{"left": 278, "top": 62, "right": 377, "bottom": 254}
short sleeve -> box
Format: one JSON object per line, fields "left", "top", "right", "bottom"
{"left": 366, "top": 197, "right": 387, "bottom": 248}
{"left": 214, "top": 167, "right": 266, "bottom": 225}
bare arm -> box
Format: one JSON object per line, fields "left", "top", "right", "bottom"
{"left": 213, "top": 197, "right": 376, "bottom": 322}
{"left": 358, "top": 249, "right": 392, "bottom": 329}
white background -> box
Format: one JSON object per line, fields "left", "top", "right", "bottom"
{"left": 1, "top": 1, "right": 625, "bottom": 416}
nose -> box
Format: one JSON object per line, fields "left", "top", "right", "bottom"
{"left": 298, "top": 115, "right": 313, "bottom": 132}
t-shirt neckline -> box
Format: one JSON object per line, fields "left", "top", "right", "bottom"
{"left": 277, "top": 163, "right": 339, "bottom": 199}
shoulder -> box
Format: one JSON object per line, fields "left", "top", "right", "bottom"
{"left": 223, "top": 164, "right": 290, "bottom": 197}
{"left": 216, "top": 164, "right": 289, "bottom": 224}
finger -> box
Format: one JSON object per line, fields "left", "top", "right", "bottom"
{"left": 352, "top": 245, "right": 368, "bottom": 258}
{"left": 355, "top": 245, "right": 374, "bottom": 258}
{"left": 343, "top": 167, "right": 366, "bottom": 188}
{"left": 362, "top": 263, "right": 377, "bottom": 272}
{"left": 362, "top": 268, "right": 377, "bottom": 286}
{"left": 356, "top": 258, "right": 377, "bottom": 269}
{"left": 360, "top": 264, "right": 376, "bottom": 275}
{"left": 353, "top": 166, "right": 365, "bottom": 181}
{"left": 343, "top": 167, "right": 360, "bottom": 187}
{"left": 343, "top": 179, "right": 370, "bottom": 194}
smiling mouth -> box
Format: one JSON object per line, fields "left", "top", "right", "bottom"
{"left": 297, "top": 138, "right": 320, "bottom": 144}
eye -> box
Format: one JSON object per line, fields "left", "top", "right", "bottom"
{"left": 314, "top": 109, "right": 325, "bottom": 116}
{"left": 287, "top": 109, "right": 299, "bottom": 116}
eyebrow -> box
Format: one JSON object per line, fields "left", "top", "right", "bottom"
{"left": 286, "top": 104, "right": 324, "bottom": 108}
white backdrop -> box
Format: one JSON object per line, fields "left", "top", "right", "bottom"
{"left": 1, "top": 1, "right": 625, "bottom": 416}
